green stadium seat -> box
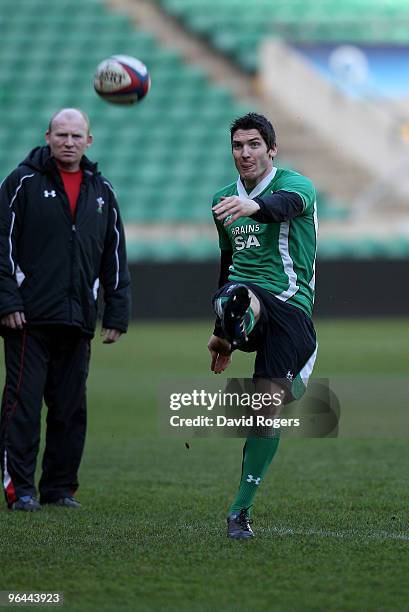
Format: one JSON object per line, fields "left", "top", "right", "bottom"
{"left": 1, "top": 0, "right": 247, "bottom": 233}
{"left": 0, "top": 0, "right": 351, "bottom": 261}
{"left": 156, "top": 0, "right": 409, "bottom": 71}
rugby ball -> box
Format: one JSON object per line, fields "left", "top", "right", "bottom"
{"left": 94, "top": 55, "right": 151, "bottom": 105}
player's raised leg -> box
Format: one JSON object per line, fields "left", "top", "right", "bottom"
{"left": 212, "top": 283, "right": 261, "bottom": 350}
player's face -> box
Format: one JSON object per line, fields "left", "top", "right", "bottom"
{"left": 46, "top": 111, "right": 93, "bottom": 171}
{"left": 231, "top": 129, "right": 277, "bottom": 189}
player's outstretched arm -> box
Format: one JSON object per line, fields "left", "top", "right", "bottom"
{"left": 208, "top": 334, "right": 232, "bottom": 374}
{"left": 212, "top": 196, "right": 260, "bottom": 227}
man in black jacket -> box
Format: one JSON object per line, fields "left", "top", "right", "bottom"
{"left": 0, "top": 108, "right": 130, "bottom": 511}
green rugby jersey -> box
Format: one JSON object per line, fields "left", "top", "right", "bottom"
{"left": 213, "top": 167, "right": 317, "bottom": 317}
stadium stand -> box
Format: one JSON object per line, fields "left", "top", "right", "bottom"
{"left": 155, "top": 0, "right": 409, "bottom": 72}
{"left": 0, "top": 0, "right": 257, "bottom": 259}
{"left": 150, "top": 0, "right": 409, "bottom": 257}
{"left": 2, "top": 0, "right": 407, "bottom": 259}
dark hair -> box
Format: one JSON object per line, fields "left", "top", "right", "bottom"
{"left": 230, "top": 112, "right": 276, "bottom": 149}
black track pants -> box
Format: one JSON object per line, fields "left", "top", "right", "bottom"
{"left": 0, "top": 326, "right": 91, "bottom": 505}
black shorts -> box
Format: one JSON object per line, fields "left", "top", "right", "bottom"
{"left": 213, "top": 282, "right": 317, "bottom": 399}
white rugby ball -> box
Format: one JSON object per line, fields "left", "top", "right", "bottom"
{"left": 94, "top": 55, "right": 151, "bottom": 105}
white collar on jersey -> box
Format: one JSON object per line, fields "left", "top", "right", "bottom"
{"left": 236, "top": 166, "right": 278, "bottom": 200}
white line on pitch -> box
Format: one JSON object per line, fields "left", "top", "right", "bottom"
{"left": 183, "top": 524, "right": 409, "bottom": 541}
{"left": 261, "top": 526, "right": 409, "bottom": 542}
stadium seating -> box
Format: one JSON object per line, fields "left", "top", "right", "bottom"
{"left": 156, "top": 0, "right": 409, "bottom": 72}
{"left": 0, "top": 0, "right": 254, "bottom": 259}
{"left": 2, "top": 0, "right": 401, "bottom": 259}
{"left": 319, "top": 235, "right": 409, "bottom": 259}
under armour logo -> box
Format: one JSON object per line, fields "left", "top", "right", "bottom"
{"left": 44, "top": 190, "right": 56, "bottom": 198}
{"left": 96, "top": 196, "right": 105, "bottom": 213}
{"left": 286, "top": 370, "right": 294, "bottom": 382}
{"left": 246, "top": 474, "right": 261, "bottom": 485}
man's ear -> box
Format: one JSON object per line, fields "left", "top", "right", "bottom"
{"left": 86, "top": 133, "right": 93, "bottom": 147}
{"left": 269, "top": 144, "right": 278, "bottom": 159}
{"left": 45, "top": 130, "right": 50, "bottom": 145}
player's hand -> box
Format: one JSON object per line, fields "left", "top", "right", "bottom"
{"left": 208, "top": 334, "right": 232, "bottom": 374}
{"left": 212, "top": 196, "right": 260, "bottom": 226}
{"left": 101, "top": 328, "right": 122, "bottom": 344}
{"left": 1, "top": 311, "right": 26, "bottom": 329}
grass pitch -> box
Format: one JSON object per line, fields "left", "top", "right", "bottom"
{"left": 1, "top": 319, "right": 409, "bottom": 611}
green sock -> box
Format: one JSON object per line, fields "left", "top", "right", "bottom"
{"left": 228, "top": 434, "right": 280, "bottom": 517}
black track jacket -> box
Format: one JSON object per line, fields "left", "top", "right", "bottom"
{"left": 0, "top": 146, "right": 130, "bottom": 336}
